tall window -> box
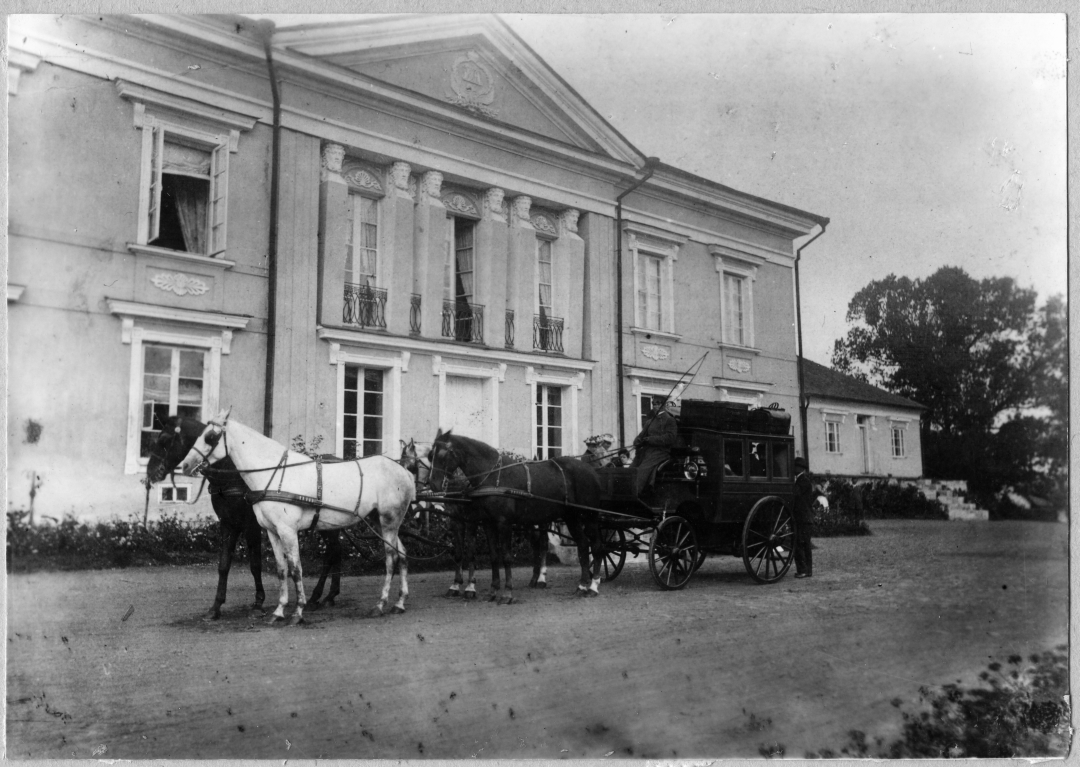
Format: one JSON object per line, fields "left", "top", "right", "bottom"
{"left": 723, "top": 273, "right": 747, "bottom": 346}
{"left": 343, "top": 366, "right": 384, "bottom": 459}
{"left": 536, "top": 385, "right": 563, "bottom": 459}
{"left": 346, "top": 193, "right": 378, "bottom": 286}
{"left": 825, "top": 421, "right": 842, "bottom": 454}
{"left": 141, "top": 345, "right": 205, "bottom": 457}
{"left": 446, "top": 217, "right": 475, "bottom": 303}
{"left": 891, "top": 426, "right": 906, "bottom": 457}
{"left": 637, "top": 254, "right": 662, "bottom": 330}
{"left": 537, "top": 238, "right": 553, "bottom": 319}
{"left": 139, "top": 125, "right": 229, "bottom": 256}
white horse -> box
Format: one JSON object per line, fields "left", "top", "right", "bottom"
{"left": 179, "top": 410, "right": 415, "bottom": 625}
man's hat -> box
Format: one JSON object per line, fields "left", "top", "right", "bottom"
{"left": 794, "top": 456, "right": 809, "bottom": 471}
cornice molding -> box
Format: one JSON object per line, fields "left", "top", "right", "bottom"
{"left": 127, "top": 243, "right": 236, "bottom": 271}
{"left": 115, "top": 79, "right": 260, "bottom": 133}
{"left": 107, "top": 298, "right": 251, "bottom": 331}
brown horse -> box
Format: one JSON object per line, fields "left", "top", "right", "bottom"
{"left": 428, "top": 429, "right": 604, "bottom": 604}
{"left": 145, "top": 416, "right": 344, "bottom": 620}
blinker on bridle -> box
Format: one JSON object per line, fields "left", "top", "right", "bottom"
{"left": 189, "top": 423, "right": 225, "bottom": 475}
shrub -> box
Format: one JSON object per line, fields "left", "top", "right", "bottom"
{"left": 807, "top": 645, "right": 1071, "bottom": 759}
{"left": 860, "top": 481, "right": 948, "bottom": 520}
{"left": 813, "top": 479, "right": 872, "bottom": 537}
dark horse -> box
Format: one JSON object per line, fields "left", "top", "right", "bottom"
{"left": 428, "top": 429, "right": 605, "bottom": 604}
{"left": 145, "top": 416, "right": 343, "bottom": 620}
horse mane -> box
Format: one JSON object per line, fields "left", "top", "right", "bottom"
{"left": 435, "top": 430, "right": 499, "bottom": 463}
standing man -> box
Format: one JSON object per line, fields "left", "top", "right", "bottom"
{"left": 792, "top": 456, "right": 820, "bottom": 578}
{"left": 631, "top": 399, "right": 680, "bottom": 498}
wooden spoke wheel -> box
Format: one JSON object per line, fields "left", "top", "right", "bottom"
{"left": 692, "top": 548, "right": 708, "bottom": 573}
{"left": 599, "top": 527, "right": 627, "bottom": 582}
{"left": 648, "top": 515, "right": 699, "bottom": 591}
{"left": 741, "top": 496, "right": 796, "bottom": 584}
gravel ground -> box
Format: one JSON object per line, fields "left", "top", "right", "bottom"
{"left": 6, "top": 518, "right": 1069, "bottom": 759}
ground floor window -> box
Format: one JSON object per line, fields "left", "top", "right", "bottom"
{"left": 343, "top": 366, "right": 384, "bottom": 459}
{"left": 825, "top": 420, "right": 842, "bottom": 454}
{"left": 891, "top": 425, "right": 906, "bottom": 457}
{"left": 535, "top": 384, "right": 563, "bottom": 459}
{"left": 140, "top": 344, "right": 205, "bottom": 458}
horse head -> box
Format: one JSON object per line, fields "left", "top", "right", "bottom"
{"left": 428, "top": 429, "right": 458, "bottom": 489}
{"left": 399, "top": 439, "right": 432, "bottom": 485}
{"left": 145, "top": 416, "right": 207, "bottom": 485}
{"left": 180, "top": 408, "right": 232, "bottom": 476}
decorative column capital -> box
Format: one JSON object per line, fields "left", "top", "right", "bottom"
{"left": 560, "top": 208, "right": 580, "bottom": 234}
{"left": 390, "top": 162, "right": 412, "bottom": 198}
{"left": 511, "top": 195, "right": 532, "bottom": 227}
{"left": 321, "top": 142, "right": 346, "bottom": 182}
{"left": 416, "top": 171, "right": 442, "bottom": 200}
{"left": 483, "top": 187, "right": 506, "bottom": 221}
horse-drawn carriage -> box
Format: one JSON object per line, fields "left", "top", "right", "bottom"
{"left": 590, "top": 400, "right": 798, "bottom": 590}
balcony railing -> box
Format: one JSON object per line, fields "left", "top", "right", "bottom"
{"left": 343, "top": 283, "right": 387, "bottom": 329}
{"left": 534, "top": 313, "right": 564, "bottom": 352}
{"left": 442, "top": 300, "right": 485, "bottom": 344}
{"left": 410, "top": 293, "right": 422, "bottom": 335}
{"left": 505, "top": 310, "right": 515, "bottom": 348}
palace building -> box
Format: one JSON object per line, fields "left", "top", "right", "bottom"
{"left": 7, "top": 14, "right": 828, "bottom": 520}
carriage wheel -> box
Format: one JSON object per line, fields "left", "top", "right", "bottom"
{"left": 648, "top": 516, "right": 698, "bottom": 591}
{"left": 692, "top": 548, "right": 708, "bottom": 573}
{"left": 741, "top": 496, "right": 795, "bottom": 584}
{"left": 600, "top": 527, "right": 627, "bottom": 582}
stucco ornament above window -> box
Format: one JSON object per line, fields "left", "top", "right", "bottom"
{"left": 150, "top": 272, "right": 210, "bottom": 297}
{"left": 727, "top": 357, "right": 752, "bottom": 374}
{"left": 641, "top": 344, "right": 671, "bottom": 361}
{"left": 446, "top": 51, "right": 499, "bottom": 119}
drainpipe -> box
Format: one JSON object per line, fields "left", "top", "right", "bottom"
{"left": 255, "top": 20, "right": 281, "bottom": 438}
{"left": 614, "top": 157, "right": 660, "bottom": 448}
{"left": 794, "top": 221, "right": 828, "bottom": 463}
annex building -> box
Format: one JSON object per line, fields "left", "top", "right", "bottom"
{"left": 7, "top": 14, "right": 828, "bottom": 520}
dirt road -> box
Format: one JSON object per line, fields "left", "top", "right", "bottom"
{"left": 6, "top": 519, "right": 1068, "bottom": 759}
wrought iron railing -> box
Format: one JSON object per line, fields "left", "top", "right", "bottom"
{"left": 409, "top": 293, "right": 422, "bottom": 335}
{"left": 442, "top": 300, "right": 485, "bottom": 344}
{"left": 534, "top": 313, "right": 564, "bottom": 352}
{"left": 343, "top": 283, "right": 387, "bottom": 329}
{"left": 505, "top": 310, "right": 515, "bottom": 348}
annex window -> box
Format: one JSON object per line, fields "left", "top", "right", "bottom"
{"left": 637, "top": 253, "right": 663, "bottom": 331}
{"left": 712, "top": 247, "right": 763, "bottom": 349}
{"left": 722, "top": 273, "right": 748, "bottom": 346}
{"left": 891, "top": 425, "right": 906, "bottom": 458}
{"left": 140, "top": 344, "right": 206, "bottom": 458}
{"left": 343, "top": 366, "right": 384, "bottom": 459}
{"left": 138, "top": 124, "right": 229, "bottom": 256}
{"left": 825, "top": 421, "right": 842, "bottom": 454}
{"left": 535, "top": 384, "right": 564, "bottom": 459}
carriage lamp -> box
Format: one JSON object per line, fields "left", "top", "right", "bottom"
{"left": 683, "top": 456, "right": 707, "bottom": 481}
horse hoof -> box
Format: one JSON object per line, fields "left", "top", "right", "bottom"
{"left": 390, "top": 606, "right": 406, "bottom": 615}
{"left": 324, "top": 597, "right": 336, "bottom": 607}
{"left": 444, "top": 589, "right": 462, "bottom": 599}
{"left": 499, "top": 596, "right": 516, "bottom": 605}
{"left": 462, "top": 591, "right": 477, "bottom": 601}
{"left": 267, "top": 614, "right": 285, "bottom": 626}
{"left": 202, "top": 609, "right": 222, "bottom": 622}
{"left": 288, "top": 614, "right": 305, "bottom": 626}
{"left": 367, "top": 608, "right": 385, "bottom": 619}
{"left": 308, "top": 600, "right": 322, "bottom": 612}
{"left": 530, "top": 581, "right": 547, "bottom": 590}
{"left": 586, "top": 589, "right": 600, "bottom": 598}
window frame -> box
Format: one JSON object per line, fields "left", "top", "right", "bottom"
{"left": 535, "top": 383, "right": 564, "bottom": 460}
{"left": 625, "top": 223, "right": 684, "bottom": 339}
{"left": 342, "top": 364, "right": 386, "bottom": 459}
{"left": 825, "top": 420, "right": 842, "bottom": 454}
{"left": 137, "top": 118, "right": 230, "bottom": 257}
{"left": 331, "top": 347, "right": 405, "bottom": 459}
{"left": 345, "top": 191, "right": 381, "bottom": 288}
{"left": 526, "top": 366, "right": 583, "bottom": 459}
{"left": 712, "top": 250, "right": 762, "bottom": 350}
{"left": 140, "top": 343, "right": 209, "bottom": 460}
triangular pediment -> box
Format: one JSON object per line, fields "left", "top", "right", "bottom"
{"left": 274, "top": 15, "right": 641, "bottom": 164}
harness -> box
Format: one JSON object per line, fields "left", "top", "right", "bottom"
{"left": 434, "top": 442, "right": 570, "bottom": 508}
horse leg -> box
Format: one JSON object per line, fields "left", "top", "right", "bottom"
{"left": 445, "top": 514, "right": 465, "bottom": 598}
{"left": 565, "top": 517, "right": 594, "bottom": 597}
{"left": 386, "top": 526, "right": 409, "bottom": 615}
{"left": 460, "top": 515, "right": 479, "bottom": 600}
{"left": 528, "top": 525, "right": 548, "bottom": 589}
{"left": 278, "top": 526, "right": 307, "bottom": 626}
{"left": 265, "top": 530, "right": 291, "bottom": 625}
{"left": 498, "top": 521, "right": 515, "bottom": 605}
{"left": 483, "top": 519, "right": 502, "bottom": 602}
{"left": 370, "top": 513, "right": 409, "bottom": 617}
{"left": 585, "top": 515, "right": 603, "bottom": 596}
{"left": 309, "top": 531, "right": 342, "bottom": 610}
{"left": 244, "top": 520, "right": 266, "bottom": 615}
{"left": 205, "top": 522, "right": 242, "bottom": 621}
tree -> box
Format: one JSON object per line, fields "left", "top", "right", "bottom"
{"left": 832, "top": 267, "right": 1063, "bottom": 499}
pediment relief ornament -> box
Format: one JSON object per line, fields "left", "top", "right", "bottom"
{"left": 531, "top": 213, "right": 557, "bottom": 237}
{"left": 341, "top": 161, "right": 384, "bottom": 195}
{"left": 442, "top": 190, "right": 480, "bottom": 217}
{"left": 446, "top": 51, "right": 499, "bottom": 119}
{"left": 151, "top": 272, "right": 209, "bottom": 297}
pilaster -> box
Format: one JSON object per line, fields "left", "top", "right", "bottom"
{"left": 414, "top": 171, "right": 447, "bottom": 340}
{"left": 384, "top": 161, "right": 415, "bottom": 336}
{"left": 476, "top": 187, "right": 508, "bottom": 347}
{"left": 317, "top": 142, "right": 349, "bottom": 328}
{"left": 506, "top": 195, "right": 535, "bottom": 352}
{"left": 558, "top": 208, "right": 584, "bottom": 359}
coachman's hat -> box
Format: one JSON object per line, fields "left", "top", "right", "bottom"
{"left": 793, "top": 457, "right": 809, "bottom": 471}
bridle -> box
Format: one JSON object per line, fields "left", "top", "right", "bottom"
{"left": 188, "top": 421, "right": 227, "bottom": 476}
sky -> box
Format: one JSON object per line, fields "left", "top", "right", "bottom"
{"left": 497, "top": 13, "right": 1068, "bottom": 364}
{"left": 257, "top": 10, "right": 1068, "bottom": 365}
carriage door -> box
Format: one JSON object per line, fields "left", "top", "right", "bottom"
{"left": 444, "top": 375, "right": 490, "bottom": 441}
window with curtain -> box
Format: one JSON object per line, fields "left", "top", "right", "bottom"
{"left": 537, "top": 237, "right": 553, "bottom": 319}
{"left": 723, "top": 272, "right": 747, "bottom": 346}
{"left": 445, "top": 217, "right": 475, "bottom": 304}
{"left": 149, "top": 141, "right": 211, "bottom": 254}
{"left": 140, "top": 344, "right": 205, "bottom": 457}
{"left": 891, "top": 426, "right": 906, "bottom": 457}
{"left": 825, "top": 420, "right": 842, "bottom": 453}
{"left": 343, "top": 366, "right": 384, "bottom": 459}
{"left": 346, "top": 193, "right": 379, "bottom": 286}
{"left": 536, "top": 384, "right": 563, "bottom": 458}
{"left": 637, "top": 254, "right": 662, "bottom": 330}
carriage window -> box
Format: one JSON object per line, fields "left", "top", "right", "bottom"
{"left": 344, "top": 366, "right": 383, "bottom": 459}
{"left": 772, "top": 442, "right": 791, "bottom": 478}
{"left": 536, "top": 384, "right": 563, "bottom": 459}
{"left": 724, "top": 439, "right": 744, "bottom": 477}
{"left": 748, "top": 441, "right": 768, "bottom": 478}
{"left": 140, "top": 345, "right": 205, "bottom": 457}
